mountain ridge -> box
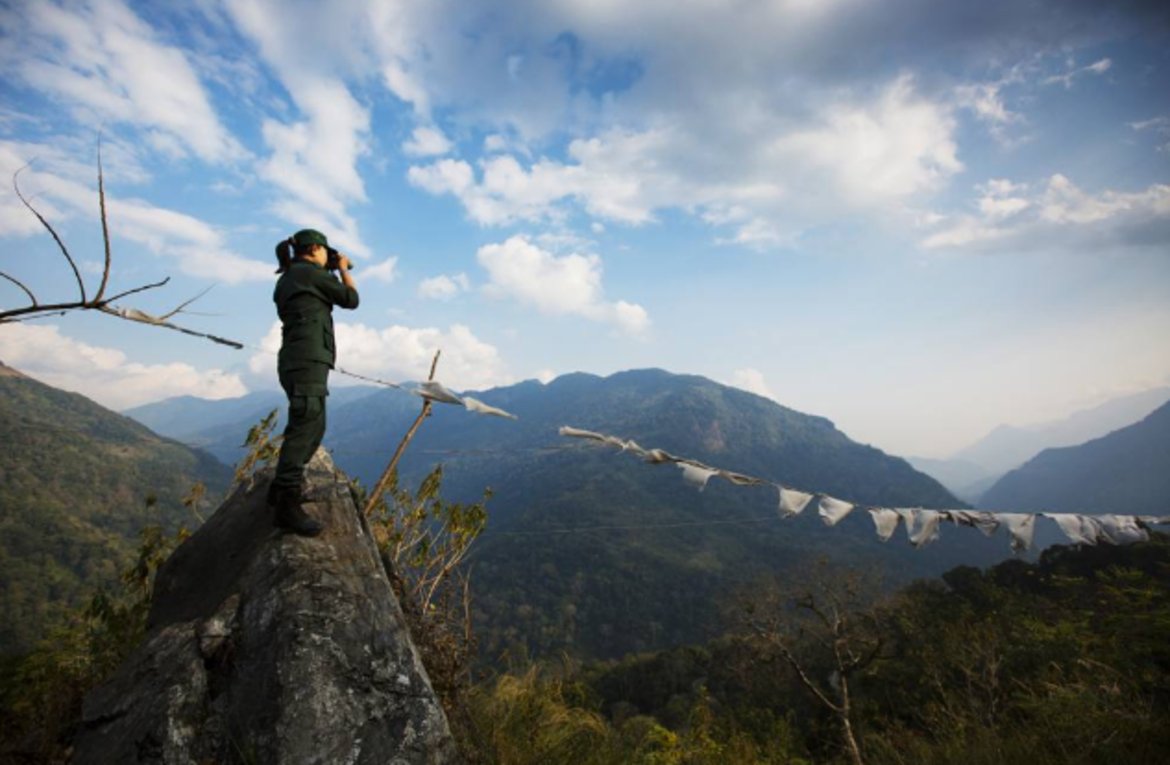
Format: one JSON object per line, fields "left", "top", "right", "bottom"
{"left": 910, "top": 385, "right": 1170, "bottom": 500}
{"left": 125, "top": 367, "right": 985, "bottom": 659}
{"left": 979, "top": 400, "right": 1170, "bottom": 515}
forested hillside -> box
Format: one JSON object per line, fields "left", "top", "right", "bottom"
{"left": 464, "top": 535, "right": 1170, "bottom": 764}
{"left": 127, "top": 369, "right": 1024, "bottom": 661}
{"left": 0, "top": 363, "right": 231, "bottom": 654}
{"left": 330, "top": 369, "right": 1002, "bottom": 660}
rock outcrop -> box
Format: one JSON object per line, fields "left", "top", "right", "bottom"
{"left": 72, "top": 450, "right": 459, "bottom": 764}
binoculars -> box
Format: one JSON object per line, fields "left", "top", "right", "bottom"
{"left": 325, "top": 248, "right": 354, "bottom": 271}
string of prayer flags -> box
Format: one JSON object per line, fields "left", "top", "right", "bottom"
{"left": 559, "top": 423, "right": 1170, "bottom": 554}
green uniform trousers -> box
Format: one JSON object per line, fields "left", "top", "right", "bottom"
{"left": 273, "top": 363, "right": 330, "bottom": 495}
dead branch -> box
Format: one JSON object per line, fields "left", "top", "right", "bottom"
{"left": 94, "top": 142, "right": 112, "bottom": 302}
{"left": 0, "top": 272, "right": 36, "bottom": 305}
{"left": 101, "top": 277, "right": 172, "bottom": 304}
{"left": 1, "top": 157, "right": 242, "bottom": 348}
{"left": 13, "top": 164, "right": 86, "bottom": 304}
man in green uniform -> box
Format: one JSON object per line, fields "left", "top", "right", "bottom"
{"left": 268, "top": 228, "right": 359, "bottom": 536}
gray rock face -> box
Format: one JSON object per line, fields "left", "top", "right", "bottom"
{"left": 72, "top": 450, "right": 459, "bottom": 764}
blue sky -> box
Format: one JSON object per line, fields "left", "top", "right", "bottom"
{"left": 0, "top": 0, "right": 1167, "bottom": 458}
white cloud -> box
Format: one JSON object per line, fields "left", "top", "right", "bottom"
{"left": 9, "top": 0, "right": 244, "bottom": 164}
{"left": 403, "top": 126, "right": 453, "bottom": 157}
{"left": 952, "top": 70, "right": 1031, "bottom": 146}
{"left": 417, "top": 273, "right": 469, "bottom": 300}
{"left": 363, "top": 257, "right": 399, "bottom": 284}
{"left": 249, "top": 319, "right": 510, "bottom": 391}
{"left": 109, "top": 197, "right": 274, "bottom": 283}
{"left": 1130, "top": 116, "right": 1170, "bottom": 153}
{"left": 1039, "top": 174, "right": 1170, "bottom": 225}
{"left": 0, "top": 140, "right": 271, "bottom": 283}
{"left": 223, "top": 0, "right": 373, "bottom": 257}
{"left": 407, "top": 158, "right": 474, "bottom": 196}
{"left": 775, "top": 75, "right": 961, "bottom": 204}
{"left": 409, "top": 75, "right": 958, "bottom": 242}
{"left": 955, "top": 82, "right": 1016, "bottom": 126}
{"left": 922, "top": 175, "right": 1170, "bottom": 250}
{"left": 534, "top": 368, "right": 556, "bottom": 384}
{"left": 730, "top": 368, "right": 776, "bottom": 400}
{"left": 255, "top": 80, "right": 371, "bottom": 257}
{"left": 1043, "top": 57, "right": 1113, "bottom": 88}
{"left": 0, "top": 323, "right": 246, "bottom": 410}
{"left": 476, "top": 235, "right": 650, "bottom": 335}
{"left": 1087, "top": 58, "right": 1113, "bottom": 75}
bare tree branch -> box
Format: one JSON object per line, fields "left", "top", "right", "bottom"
{"left": 101, "top": 277, "right": 171, "bottom": 304}
{"left": 769, "top": 630, "right": 842, "bottom": 713}
{"left": 94, "top": 143, "right": 113, "bottom": 303}
{"left": 13, "top": 164, "right": 86, "bottom": 303}
{"left": 0, "top": 271, "right": 37, "bottom": 306}
{"left": 1, "top": 311, "right": 68, "bottom": 323}
{"left": 159, "top": 285, "right": 213, "bottom": 320}
{"left": 2, "top": 159, "right": 243, "bottom": 348}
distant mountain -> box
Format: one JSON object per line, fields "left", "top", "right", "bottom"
{"left": 910, "top": 387, "right": 1170, "bottom": 502}
{"left": 0, "top": 362, "right": 232, "bottom": 655}
{"left": 954, "top": 387, "right": 1170, "bottom": 476}
{"left": 119, "top": 368, "right": 1016, "bottom": 661}
{"left": 326, "top": 369, "right": 1007, "bottom": 659}
{"left": 125, "top": 390, "right": 286, "bottom": 443}
{"left": 979, "top": 400, "right": 1170, "bottom": 515}
{"left": 905, "top": 456, "right": 994, "bottom": 503}
{"left": 125, "top": 385, "right": 383, "bottom": 465}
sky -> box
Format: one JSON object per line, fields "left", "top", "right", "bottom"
{"left": 0, "top": 0, "right": 1168, "bottom": 459}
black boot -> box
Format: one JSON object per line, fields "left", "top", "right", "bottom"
{"left": 273, "top": 486, "right": 324, "bottom": 537}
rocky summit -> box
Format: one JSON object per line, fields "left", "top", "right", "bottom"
{"left": 71, "top": 450, "right": 458, "bottom": 765}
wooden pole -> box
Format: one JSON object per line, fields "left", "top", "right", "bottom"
{"left": 363, "top": 350, "right": 442, "bottom": 517}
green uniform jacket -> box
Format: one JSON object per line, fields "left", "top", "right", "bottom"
{"left": 274, "top": 261, "right": 360, "bottom": 381}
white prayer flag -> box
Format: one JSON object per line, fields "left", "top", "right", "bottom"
{"left": 414, "top": 380, "right": 464, "bottom": 405}
{"left": 1044, "top": 513, "right": 1102, "bottom": 545}
{"left": 895, "top": 508, "right": 916, "bottom": 540}
{"left": 721, "top": 470, "right": 766, "bottom": 487}
{"left": 869, "top": 508, "right": 900, "bottom": 542}
{"left": 819, "top": 495, "right": 855, "bottom": 526}
{"left": 1097, "top": 514, "right": 1149, "bottom": 545}
{"left": 643, "top": 448, "right": 677, "bottom": 464}
{"left": 679, "top": 462, "right": 719, "bottom": 491}
{"left": 909, "top": 509, "right": 942, "bottom": 548}
{"left": 559, "top": 426, "right": 606, "bottom": 440}
{"left": 946, "top": 510, "right": 1000, "bottom": 537}
{"left": 996, "top": 513, "right": 1036, "bottom": 552}
{"left": 777, "top": 487, "right": 814, "bottom": 517}
{"left": 463, "top": 396, "right": 518, "bottom": 419}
